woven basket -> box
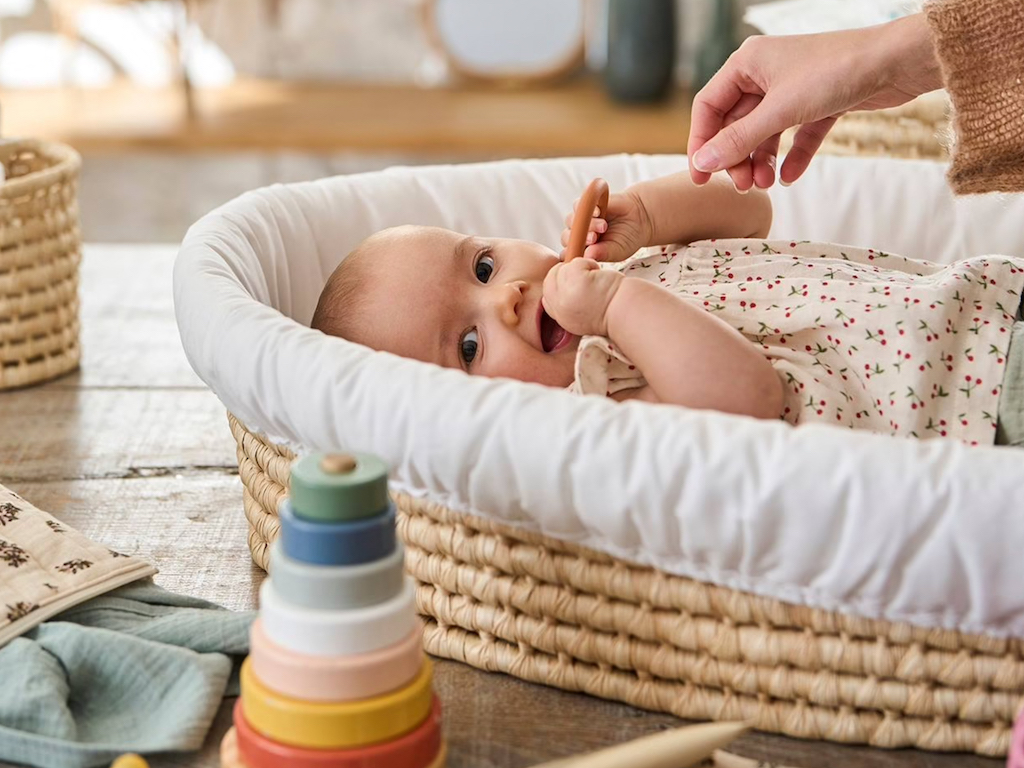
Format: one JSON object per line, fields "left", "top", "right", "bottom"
{"left": 227, "top": 99, "right": 1023, "bottom": 756}
{"left": 0, "top": 140, "right": 82, "bottom": 390}
{"left": 231, "top": 414, "right": 1023, "bottom": 757}
{"left": 786, "top": 92, "right": 951, "bottom": 161}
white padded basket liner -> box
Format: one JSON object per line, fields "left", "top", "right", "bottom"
{"left": 175, "top": 154, "right": 1024, "bottom": 638}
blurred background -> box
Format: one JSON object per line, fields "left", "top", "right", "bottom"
{"left": 0, "top": 0, "right": 922, "bottom": 242}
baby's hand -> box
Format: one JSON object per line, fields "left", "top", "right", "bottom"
{"left": 542, "top": 258, "right": 624, "bottom": 338}
{"left": 560, "top": 188, "right": 652, "bottom": 263}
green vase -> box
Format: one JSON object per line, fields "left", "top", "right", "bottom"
{"left": 604, "top": 0, "right": 677, "bottom": 104}
{"left": 694, "top": 0, "right": 737, "bottom": 92}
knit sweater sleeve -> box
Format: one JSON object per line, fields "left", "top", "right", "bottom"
{"left": 925, "top": 0, "right": 1024, "bottom": 195}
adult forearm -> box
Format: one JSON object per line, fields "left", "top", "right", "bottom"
{"left": 605, "top": 278, "right": 783, "bottom": 418}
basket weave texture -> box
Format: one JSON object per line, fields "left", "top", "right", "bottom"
{"left": 788, "top": 93, "right": 951, "bottom": 161}
{"left": 0, "top": 140, "right": 82, "bottom": 390}
{"left": 231, "top": 414, "right": 1023, "bottom": 756}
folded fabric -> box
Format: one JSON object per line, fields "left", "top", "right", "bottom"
{"left": 0, "top": 483, "right": 156, "bottom": 648}
{"left": 0, "top": 580, "right": 255, "bottom": 768}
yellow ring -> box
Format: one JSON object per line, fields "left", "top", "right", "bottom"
{"left": 241, "top": 657, "right": 433, "bottom": 749}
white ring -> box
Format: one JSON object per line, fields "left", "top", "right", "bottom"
{"left": 269, "top": 539, "right": 405, "bottom": 610}
{"left": 260, "top": 578, "right": 417, "bottom": 657}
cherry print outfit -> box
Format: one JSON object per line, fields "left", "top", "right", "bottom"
{"left": 570, "top": 240, "right": 1024, "bottom": 446}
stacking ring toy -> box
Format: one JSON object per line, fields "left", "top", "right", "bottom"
{"left": 233, "top": 697, "right": 444, "bottom": 768}
{"left": 278, "top": 499, "right": 396, "bottom": 566}
{"left": 250, "top": 620, "right": 424, "bottom": 702}
{"left": 269, "top": 538, "right": 405, "bottom": 610}
{"left": 241, "top": 658, "right": 434, "bottom": 749}
{"left": 260, "top": 577, "right": 417, "bottom": 657}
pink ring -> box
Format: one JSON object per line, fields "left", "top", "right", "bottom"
{"left": 250, "top": 619, "right": 423, "bottom": 702}
{"left": 1009, "top": 708, "right": 1024, "bottom": 768}
{"left": 233, "top": 697, "right": 443, "bottom": 768}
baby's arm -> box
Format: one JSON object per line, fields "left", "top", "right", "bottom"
{"left": 606, "top": 278, "right": 783, "bottom": 418}
{"left": 564, "top": 171, "right": 772, "bottom": 262}
{"left": 630, "top": 171, "right": 773, "bottom": 245}
{"left": 544, "top": 260, "right": 783, "bottom": 418}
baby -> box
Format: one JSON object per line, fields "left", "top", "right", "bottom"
{"left": 312, "top": 171, "right": 1024, "bottom": 447}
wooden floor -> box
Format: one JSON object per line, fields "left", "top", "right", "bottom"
{"left": 0, "top": 78, "right": 692, "bottom": 157}
{"left": 0, "top": 245, "right": 1001, "bottom": 768}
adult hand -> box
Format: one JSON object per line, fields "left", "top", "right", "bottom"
{"left": 687, "top": 13, "right": 944, "bottom": 191}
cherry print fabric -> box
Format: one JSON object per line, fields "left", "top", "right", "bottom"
{"left": 570, "top": 239, "right": 1024, "bottom": 445}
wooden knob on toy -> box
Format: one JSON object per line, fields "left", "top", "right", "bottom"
{"left": 110, "top": 756, "right": 149, "bottom": 768}
{"left": 320, "top": 454, "right": 357, "bottom": 475}
{"left": 564, "top": 178, "right": 610, "bottom": 262}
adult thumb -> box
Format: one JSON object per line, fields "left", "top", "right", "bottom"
{"left": 692, "top": 101, "right": 789, "bottom": 174}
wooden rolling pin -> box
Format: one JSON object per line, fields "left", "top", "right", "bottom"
{"left": 529, "top": 721, "right": 748, "bottom": 768}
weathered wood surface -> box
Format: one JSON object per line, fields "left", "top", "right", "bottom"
{"left": 0, "top": 247, "right": 1001, "bottom": 768}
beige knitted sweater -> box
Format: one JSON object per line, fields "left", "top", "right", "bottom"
{"left": 925, "top": 0, "right": 1024, "bottom": 194}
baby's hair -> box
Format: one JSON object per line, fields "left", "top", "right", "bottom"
{"left": 310, "top": 239, "right": 376, "bottom": 340}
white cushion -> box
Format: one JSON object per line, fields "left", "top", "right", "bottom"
{"left": 174, "top": 154, "right": 1024, "bottom": 638}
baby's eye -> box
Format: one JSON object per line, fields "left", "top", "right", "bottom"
{"left": 460, "top": 328, "right": 479, "bottom": 366}
{"left": 475, "top": 253, "right": 495, "bottom": 283}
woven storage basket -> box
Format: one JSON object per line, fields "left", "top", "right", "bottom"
{"left": 0, "top": 140, "right": 82, "bottom": 390}
{"left": 228, "top": 96, "right": 1023, "bottom": 757}
{"left": 232, "top": 415, "right": 1023, "bottom": 757}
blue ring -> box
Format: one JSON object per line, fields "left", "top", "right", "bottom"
{"left": 278, "top": 499, "right": 396, "bottom": 566}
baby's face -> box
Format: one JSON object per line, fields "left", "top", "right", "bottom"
{"left": 353, "top": 226, "right": 579, "bottom": 387}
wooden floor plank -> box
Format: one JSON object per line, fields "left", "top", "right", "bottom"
{"left": 11, "top": 474, "right": 260, "bottom": 612}
{"left": 42, "top": 245, "right": 204, "bottom": 390}
{"left": 0, "top": 388, "right": 236, "bottom": 482}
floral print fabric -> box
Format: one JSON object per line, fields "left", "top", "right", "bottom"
{"left": 0, "top": 484, "right": 155, "bottom": 647}
{"left": 571, "top": 239, "right": 1024, "bottom": 445}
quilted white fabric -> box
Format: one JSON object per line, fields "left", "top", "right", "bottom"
{"left": 174, "top": 154, "right": 1024, "bottom": 637}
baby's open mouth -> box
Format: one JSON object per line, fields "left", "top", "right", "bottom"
{"left": 539, "top": 306, "right": 569, "bottom": 353}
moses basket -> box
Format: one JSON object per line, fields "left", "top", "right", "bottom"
{"left": 177, "top": 94, "right": 1024, "bottom": 757}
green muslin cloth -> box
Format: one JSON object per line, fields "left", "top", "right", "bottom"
{"left": 0, "top": 580, "right": 255, "bottom": 768}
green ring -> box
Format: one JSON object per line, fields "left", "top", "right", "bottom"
{"left": 289, "top": 453, "right": 390, "bottom": 522}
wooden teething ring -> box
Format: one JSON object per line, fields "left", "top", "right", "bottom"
{"left": 564, "top": 178, "right": 610, "bottom": 261}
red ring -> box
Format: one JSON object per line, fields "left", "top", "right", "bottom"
{"left": 233, "top": 697, "right": 442, "bottom": 768}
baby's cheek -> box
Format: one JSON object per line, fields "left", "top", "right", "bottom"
{"left": 484, "top": 338, "right": 573, "bottom": 388}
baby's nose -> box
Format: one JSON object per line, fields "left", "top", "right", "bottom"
{"left": 497, "top": 280, "right": 526, "bottom": 326}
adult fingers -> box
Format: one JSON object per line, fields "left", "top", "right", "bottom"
{"left": 687, "top": 69, "right": 749, "bottom": 185}
{"left": 779, "top": 116, "right": 838, "bottom": 185}
{"left": 720, "top": 94, "right": 761, "bottom": 193}
{"left": 752, "top": 133, "right": 782, "bottom": 189}
{"left": 726, "top": 158, "right": 755, "bottom": 194}
{"left": 691, "top": 96, "right": 796, "bottom": 179}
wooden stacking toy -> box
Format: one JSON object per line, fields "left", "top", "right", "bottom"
{"left": 222, "top": 453, "right": 445, "bottom": 768}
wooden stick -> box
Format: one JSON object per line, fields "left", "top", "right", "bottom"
{"left": 564, "top": 178, "right": 610, "bottom": 261}
{"left": 529, "top": 721, "right": 748, "bottom": 768}
{"left": 712, "top": 750, "right": 800, "bottom": 768}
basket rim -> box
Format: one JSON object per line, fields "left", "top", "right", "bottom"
{"left": 0, "top": 139, "right": 82, "bottom": 197}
